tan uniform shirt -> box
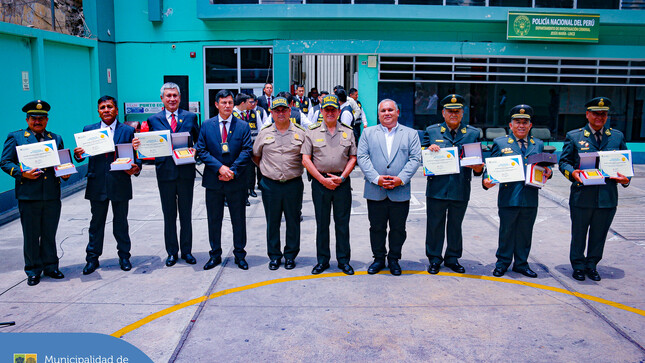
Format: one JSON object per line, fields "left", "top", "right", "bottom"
{"left": 301, "top": 121, "right": 357, "bottom": 174}
{"left": 253, "top": 123, "right": 306, "bottom": 181}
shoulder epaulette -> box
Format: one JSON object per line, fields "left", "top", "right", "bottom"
{"left": 293, "top": 123, "right": 306, "bottom": 131}
{"left": 309, "top": 123, "right": 321, "bottom": 130}
{"left": 427, "top": 124, "right": 441, "bottom": 129}
{"left": 261, "top": 123, "right": 273, "bottom": 130}
{"left": 340, "top": 123, "right": 353, "bottom": 130}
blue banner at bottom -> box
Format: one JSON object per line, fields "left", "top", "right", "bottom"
{"left": 1, "top": 333, "right": 152, "bottom": 363}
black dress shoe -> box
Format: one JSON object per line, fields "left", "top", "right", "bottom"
{"left": 249, "top": 190, "right": 257, "bottom": 198}
{"left": 166, "top": 254, "right": 178, "bottom": 267}
{"left": 388, "top": 259, "right": 402, "bottom": 276}
{"left": 512, "top": 266, "right": 537, "bottom": 278}
{"left": 586, "top": 268, "right": 601, "bottom": 281}
{"left": 572, "top": 269, "right": 586, "bottom": 281}
{"left": 27, "top": 275, "right": 40, "bottom": 286}
{"left": 181, "top": 253, "right": 197, "bottom": 265}
{"left": 338, "top": 263, "right": 354, "bottom": 275}
{"left": 119, "top": 258, "right": 132, "bottom": 271}
{"left": 284, "top": 259, "right": 296, "bottom": 270}
{"left": 83, "top": 261, "right": 100, "bottom": 275}
{"left": 311, "top": 263, "right": 330, "bottom": 275}
{"left": 203, "top": 256, "right": 222, "bottom": 270}
{"left": 367, "top": 259, "right": 386, "bottom": 274}
{"left": 245, "top": 200, "right": 251, "bottom": 206}
{"left": 445, "top": 261, "right": 465, "bottom": 273}
{"left": 268, "top": 259, "right": 281, "bottom": 270}
{"left": 427, "top": 262, "right": 441, "bottom": 275}
{"left": 235, "top": 258, "right": 249, "bottom": 270}
{"left": 493, "top": 267, "right": 506, "bottom": 277}
{"left": 44, "top": 270, "right": 64, "bottom": 279}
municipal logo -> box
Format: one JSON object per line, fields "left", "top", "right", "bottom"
{"left": 14, "top": 354, "right": 37, "bottom": 363}
{"left": 513, "top": 15, "right": 531, "bottom": 36}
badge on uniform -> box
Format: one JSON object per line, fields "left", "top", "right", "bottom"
{"left": 461, "top": 127, "right": 467, "bottom": 134}
{"left": 249, "top": 123, "right": 256, "bottom": 129}
{"left": 342, "top": 132, "right": 348, "bottom": 139}
{"left": 440, "top": 126, "right": 446, "bottom": 133}
{"left": 584, "top": 130, "right": 591, "bottom": 137}
{"left": 294, "top": 134, "right": 300, "bottom": 140}
{"left": 221, "top": 142, "right": 230, "bottom": 154}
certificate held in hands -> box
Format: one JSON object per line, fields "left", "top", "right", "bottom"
{"left": 422, "top": 147, "right": 460, "bottom": 176}
{"left": 485, "top": 155, "right": 525, "bottom": 183}
{"left": 16, "top": 140, "right": 61, "bottom": 171}
{"left": 598, "top": 150, "right": 634, "bottom": 178}
{"left": 134, "top": 130, "right": 172, "bottom": 158}
{"left": 74, "top": 129, "right": 115, "bottom": 157}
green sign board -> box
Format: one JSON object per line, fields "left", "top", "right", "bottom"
{"left": 507, "top": 12, "right": 599, "bottom": 43}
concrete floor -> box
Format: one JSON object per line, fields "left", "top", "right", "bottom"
{"left": 1, "top": 164, "right": 644, "bottom": 362}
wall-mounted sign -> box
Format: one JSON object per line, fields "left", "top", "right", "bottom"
{"left": 22, "top": 71, "right": 29, "bottom": 91}
{"left": 124, "top": 102, "right": 200, "bottom": 114}
{"left": 507, "top": 12, "right": 599, "bottom": 43}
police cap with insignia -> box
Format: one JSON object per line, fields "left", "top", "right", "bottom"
{"left": 441, "top": 94, "right": 465, "bottom": 109}
{"left": 271, "top": 97, "right": 289, "bottom": 110}
{"left": 321, "top": 94, "right": 340, "bottom": 109}
{"left": 585, "top": 97, "right": 611, "bottom": 111}
{"left": 22, "top": 100, "right": 50, "bottom": 117}
{"left": 509, "top": 104, "right": 533, "bottom": 120}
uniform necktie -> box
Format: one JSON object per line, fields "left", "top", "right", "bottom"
{"left": 171, "top": 113, "right": 177, "bottom": 132}
{"left": 450, "top": 130, "right": 456, "bottom": 139}
{"left": 36, "top": 133, "right": 44, "bottom": 142}
{"left": 246, "top": 111, "right": 251, "bottom": 121}
{"left": 595, "top": 130, "right": 602, "bottom": 144}
{"left": 519, "top": 139, "right": 527, "bottom": 155}
{"left": 221, "top": 121, "right": 228, "bottom": 143}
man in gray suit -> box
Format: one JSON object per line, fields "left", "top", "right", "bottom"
{"left": 357, "top": 99, "right": 422, "bottom": 275}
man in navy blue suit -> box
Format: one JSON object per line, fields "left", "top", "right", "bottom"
{"left": 74, "top": 96, "right": 141, "bottom": 275}
{"left": 196, "top": 90, "right": 253, "bottom": 271}
{"left": 134, "top": 83, "right": 200, "bottom": 267}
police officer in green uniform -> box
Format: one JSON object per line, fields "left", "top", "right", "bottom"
{"left": 0, "top": 100, "right": 68, "bottom": 286}
{"left": 483, "top": 105, "right": 552, "bottom": 278}
{"left": 559, "top": 97, "right": 630, "bottom": 282}
{"left": 422, "top": 94, "right": 484, "bottom": 275}
{"left": 302, "top": 94, "right": 357, "bottom": 275}
{"left": 253, "top": 97, "right": 307, "bottom": 271}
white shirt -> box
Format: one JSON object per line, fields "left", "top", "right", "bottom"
{"left": 339, "top": 104, "right": 354, "bottom": 128}
{"left": 371, "top": 123, "right": 400, "bottom": 184}
{"left": 165, "top": 109, "right": 179, "bottom": 127}
{"left": 219, "top": 114, "right": 232, "bottom": 137}
{"left": 100, "top": 120, "right": 116, "bottom": 139}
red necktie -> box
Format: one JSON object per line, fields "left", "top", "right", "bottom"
{"left": 221, "top": 121, "right": 227, "bottom": 143}
{"left": 171, "top": 113, "right": 177, "bottom": 132}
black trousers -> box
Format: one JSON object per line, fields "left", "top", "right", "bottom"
{"left": 158, "top": 178, "right": 194, "bottom": 256}
{"left": 496, "top": 206, "right": 538, "bottom": 270}
{"left": 367, "top": 198, "right": 410, "bottom": 261}
{"left": 86, "top": 199, "right": 132, "bottom": 262}
{"left": 311, "top": 177, "right": 352, "bottom": 264}
{"left": 18, "top": 200, "right": 61, "bottom": 277}
{"left": 569, "top": 206, "right": 617, "bottom": 270}
{"left": 260, "top": 177, "right": 303, "bottom": 260}
{"left": 425, "top": 197, "right": 468, "bottom": 264}
{"left": 205, "top": 188, "right": 247, "bottom": 260}
{"left": 352, "top": 123, "right": 362, "bottom": 143}
{"left": 247, "top": 165, "right": 259, "bottom": 191}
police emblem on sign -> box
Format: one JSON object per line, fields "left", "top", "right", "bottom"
{"left": 513, "top": 15, "right": 531, "bottom": 36}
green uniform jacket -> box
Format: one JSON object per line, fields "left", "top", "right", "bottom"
{"left": 422, "top": 122, "right": 482, "bottom": 201}
{"left": 558, "top": 124, "right": 629, "bottom": 208}
{"left": 0, "top": 129, "right": 64, "bottom": 200}
{"left": 485, "top": 134, "right": 545, "bottom": 208}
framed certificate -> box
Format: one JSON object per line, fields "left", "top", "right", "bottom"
{"left": 134, "top": 130, "right": 172, "bottom": 158}
{"left": 485, "top": 155, "right": 525, "bottom": 183}
{"left": 422, "top": 147, "right": 460, "bottom": 176}
{"left": 16, "top": 140, "right": 61, "bottom": 171}
{"left": 525, "top": 164, "right": 547, "bottom": 188}
{"left": 598, "top": 150, "right": 634, "bottom": 178}
{"left": 74, "top": 129, "right": 115, "bottom": 157}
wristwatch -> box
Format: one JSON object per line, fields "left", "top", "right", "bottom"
{"left": 340, "top": 176, "right": 346, "bottom": 183}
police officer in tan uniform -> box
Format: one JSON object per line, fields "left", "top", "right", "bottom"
{"left": 253, "top": 97, "right": 307, "bottom": 271}
{"left": 302, "top": 94, "right": 357, "bottom": 275}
